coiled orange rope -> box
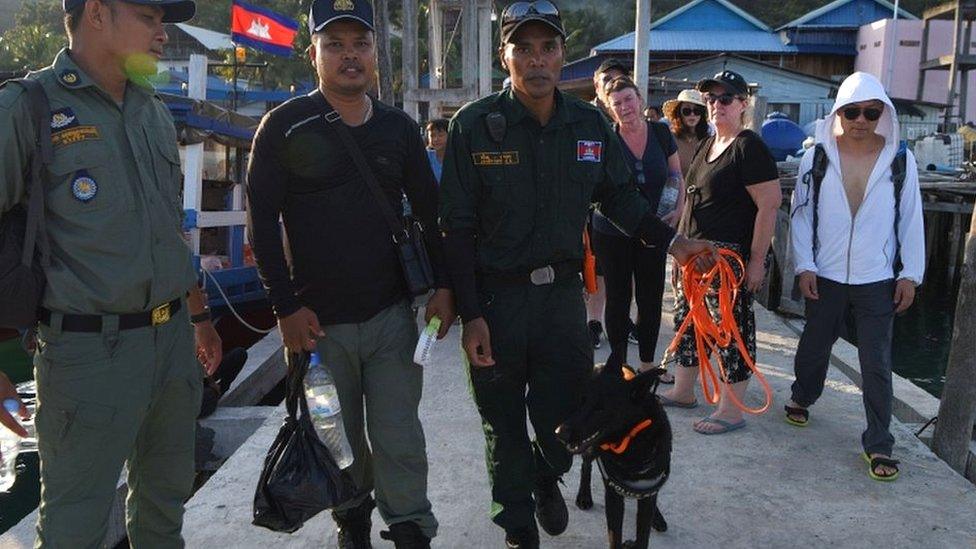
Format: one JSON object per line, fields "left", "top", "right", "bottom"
{"left": 663, "top": 249, "right": 773, "bottom": 415}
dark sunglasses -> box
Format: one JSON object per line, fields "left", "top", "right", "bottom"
{"left": 502, "top": 1, "right": 560, "bottom": 22}
{"left": 842, "top": 106, "right": 883, "bottom": 121}
{"left": 633, "top": 161, "right": 645, "bottom": 185}
{"left": 703, "top": 93, "right": 741, "bottom": 106}
{"left": 681, "top": 106, "right": 705, "bottom": 116}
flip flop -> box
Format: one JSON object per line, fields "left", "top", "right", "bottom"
{"left": 658, "top": 371, "right": 675, "bottom": 385}
{"left": 658, "top": 394, "right": 698, "bottom": 409}
{"left": 862, "top": 452, "right": 900, "bottom": 482}
{"left": 693, "top": 417, "right": 746, "bottom": 435}
{"left": 784, "top": 405, "right": 809, "bottom": 427}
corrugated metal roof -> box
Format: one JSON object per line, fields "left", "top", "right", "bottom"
{"left": 175, "top": 23, "right": 234, "bottom": 51}
{"left": 593, "top": 30, "right": 796, "bottom": 55}
{"left": 777, "top": 0, "right": 916, "bottom": 31}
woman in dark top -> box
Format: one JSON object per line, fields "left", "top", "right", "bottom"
{"left": 593, "top": 76, "right": 685, "bottom": 370}
{"left": 658, "top": 70, "right": 782, "bottom": 435}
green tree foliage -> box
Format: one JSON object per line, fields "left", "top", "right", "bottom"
{"left": 0, "top": 0, "right": 65, "bottom": 72}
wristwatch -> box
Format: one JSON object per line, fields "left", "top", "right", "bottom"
{"left": 190, "top": 310, "right": 212, "bottom": 325}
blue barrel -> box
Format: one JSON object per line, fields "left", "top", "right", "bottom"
{"left": 761, "top": 114, "right": 808, "bottom": 161}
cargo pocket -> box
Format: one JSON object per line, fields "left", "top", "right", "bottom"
{"left": 35, "top": 390, "right": 116, "bottom": 482}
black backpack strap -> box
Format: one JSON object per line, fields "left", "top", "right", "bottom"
{"left": 890, "top": 147, "right": 907, "bottom": 279}
{"left": 2, "top": 79, "right": 52, "bottom": 268}
{"left": 798, "top": 144, "right": 828, "bottom": 264}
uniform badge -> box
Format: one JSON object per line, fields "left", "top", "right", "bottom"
{"left": 334, "top": 0, "right": 354, "bottom": 10}
{"left": 71, "top": 171, "right": 98, "bottom": 203}
{"left": 577, "top": 140, "right": 603, "bottom": 163}
{"left": 50, "top": 107, "right": 78, "bottom": 131}
{"left": 59, "top": 70, "right": 80, "bottom": 86}
{"left": 472, "top": 151, "right": 520, "bottom": 166}
{"left": 52, "top": 126, "right": 100, "bottom": 148}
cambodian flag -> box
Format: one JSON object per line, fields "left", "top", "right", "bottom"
{"left": 231, "top": 0, "right": 298, "bottom": 57}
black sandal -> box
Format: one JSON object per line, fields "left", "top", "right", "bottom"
{"left": 784, "top": 405, "right": 809, "bottom": 427}
{"left": 863, "top": 453, "right": 900, "bottom": 481}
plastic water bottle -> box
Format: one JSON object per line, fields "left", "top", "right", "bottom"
{"left": 413, "top": 316, "right": 441, "bottom": 367}
{"left": 303, "top": 353, "right": 354, "bottom": 469}
{"left": 1, "top": 399, "right": 23, "bottom": 492}
{"left": 656, "top": 173, "right": 681, "bottom": 218}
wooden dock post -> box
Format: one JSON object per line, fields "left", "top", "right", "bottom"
{"left": 932, "top": 203, "right": 976, "bottom": 476}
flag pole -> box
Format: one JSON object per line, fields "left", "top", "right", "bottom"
{"left": 232, "top": 43, "right": 239, "bottom": 112}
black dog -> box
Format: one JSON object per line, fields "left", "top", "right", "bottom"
{"left": 556, "top": 362, "right": 672, "bottom": 549}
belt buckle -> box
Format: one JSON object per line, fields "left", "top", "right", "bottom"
{"left": 530, "top": 265, "right": 556, "bottom": 286}
{"left": 151, "top": 303, "right": 172, "bottom": 327}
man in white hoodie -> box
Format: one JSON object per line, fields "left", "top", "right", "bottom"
{"left": 787, "top": 72, "right": 924, "bottom": 481}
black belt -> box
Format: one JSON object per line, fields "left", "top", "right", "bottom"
{"left": 39, "top": 298, "right": 182, "bottom": 333}
{"left": 478, "top": 260, "right": 581, "bottom": 289}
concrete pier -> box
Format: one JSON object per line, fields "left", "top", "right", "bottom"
{"left": 180, "top": 290, "right": 976, "bottom": 548}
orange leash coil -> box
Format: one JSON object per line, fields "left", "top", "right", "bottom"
{"left": 663, "top": 249, "right": 773, "bottom": 415}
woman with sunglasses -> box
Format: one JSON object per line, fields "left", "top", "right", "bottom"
{"left": 658, "top": 70, "right": 782, "bottom": 435}
{"left": 591, "top": 76, "right": 684, "bottom": 371}
{"left": 663, "top": 89, "right": 711, "bottom": 177}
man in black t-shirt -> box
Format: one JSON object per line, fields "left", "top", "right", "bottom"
{"left": 246, "top": 2, "right": 453, "bottom": 547}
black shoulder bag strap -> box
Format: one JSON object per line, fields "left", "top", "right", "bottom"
{"left": 314, "top": 94, "right": 434, "bottom": 296}
{"left": 890, "top": 148, "right": 908, "bottom": 279}
{"left": 6, "top": 79, "right": 53, "bottom": 268}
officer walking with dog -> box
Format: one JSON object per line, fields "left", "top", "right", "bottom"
{"left": 439, "top": 2, "right": 715, "bottom": 547}
{"left": 0, "top": 0, "right": 222, "bottom": 546}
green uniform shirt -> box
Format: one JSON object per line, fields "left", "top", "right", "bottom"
{"left": 0, "top": 49, "right": 196, "bottom": 314}
{"left": 440, "top": 88, "right": 654, "bottom": 274}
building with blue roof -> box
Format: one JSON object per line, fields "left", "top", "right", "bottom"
{"left": 777, "top": 0, "right": 917, "bottom": 80}
{"left": 560, "top": 0, "right": 917, "bottom": 98}
{"left": 560, "top": 0, "right": 799, "bottom": 91}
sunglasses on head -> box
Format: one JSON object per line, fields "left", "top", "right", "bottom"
{"left": 681, "top": 106, "right": 705, "bottom": 116}
{"left": 703, "top": 93, "right": 741, "bottom": 106}
{"left": 502, "top": 0, "right": 560, "bottom": 23}
{"left": 842, "top": 106, "right": 883, "bottom": 121}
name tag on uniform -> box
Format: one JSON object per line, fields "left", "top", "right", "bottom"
{"left": 472, "top": 151, "right": 520, "bottom": 166}
{"left": 577, "top": 140, "right": 603, "bottom": 163}
{"left": 52, "top": 126, "right": 100, "bottom": 148}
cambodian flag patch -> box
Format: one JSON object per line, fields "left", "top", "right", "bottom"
{"left": 577, "top": 140, "right": 603, "bottom": 162}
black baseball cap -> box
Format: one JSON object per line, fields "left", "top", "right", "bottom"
{"left": 500, "top": 1, "right": 566, "bottom": 45}
{"left": 595, "top": 58, "right": 630, "bottom": 76}
{"left": 309, "top": 0, "right": 374, "bottom": 34}
{"left": 697, "top": 70, "right": 750, "bottom": 96}
{"left": 63, "top": 0, "right": 196, "bottom": 23}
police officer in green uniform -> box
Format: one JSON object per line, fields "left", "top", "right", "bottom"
{"left": 0, "top": 1, "right": 222, "bottom": 546}
{"left": 439, "top": 2, "right": 715, "bottom": 547}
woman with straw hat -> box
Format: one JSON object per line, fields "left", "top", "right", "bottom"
{"left": 664, "top": 89, "right": 711, "bottom": 177}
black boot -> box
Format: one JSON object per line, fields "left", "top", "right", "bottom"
{"left": 504, "top": 524, "right": 540, "bottom": 549}
{"left": 533, "top": 476, "right": 568, "bottom": 536}
{"left": 379, "top": 521, "right": 431, "bottom": 549}
{"left": 333, "top": 496, "right": 374, "bottom": 549}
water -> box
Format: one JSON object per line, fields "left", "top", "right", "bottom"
{"left": 0, "top": 337, "right": 39, "bottom": 534}
{"left": 304, "top": 354, "right": 354, "bottom": 469}
{"left": 891, "top": 275, "right": 957, "bottom": 398}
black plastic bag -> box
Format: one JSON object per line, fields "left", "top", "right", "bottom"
{"left": 252, "top": 351, "right": 360, "bottom": 533}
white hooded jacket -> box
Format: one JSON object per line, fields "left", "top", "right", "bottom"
{"left": 790, "top": 72, "right": 925, "bottom": 286}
